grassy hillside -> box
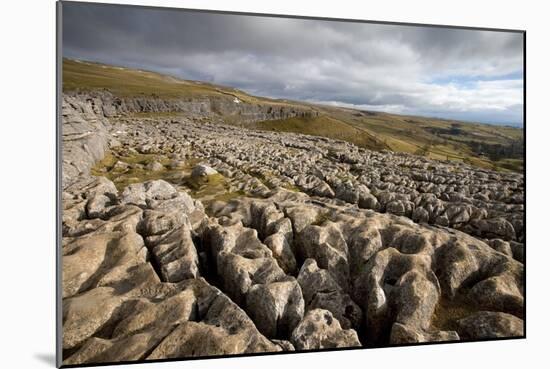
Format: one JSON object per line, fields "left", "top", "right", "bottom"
{"left": 63, "top": 58, "right": 306, "bottom": 109}
{"left": 303, "top": 106, "right": 524, "bottom": 171}
{"left": 63, "top": 58, "right": 524, "bottom": 172}
{"left": 249, "top": 115, "right": 388, "bottom": 151}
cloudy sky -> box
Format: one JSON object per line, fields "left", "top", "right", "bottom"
{"left": 62, "top": 2, "right": 524, "bottom": 126}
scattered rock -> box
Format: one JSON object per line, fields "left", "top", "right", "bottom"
{"left": 192, "top": 164, "right": 218, "bottom": 178}
{"left": 120, "top": 180, "right": 178, "bottom": 208}
{"left": 146, "top": 161, "right": 164, "bottom": 172}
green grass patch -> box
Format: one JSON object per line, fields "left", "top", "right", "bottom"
{"left": 249, "top": 115, "right": 387, "bottom": 151}
{"left": 281, "top": 184, "right": 302, "bottom": 193}
{"left": 91, "top": 151, "right": 182, "bottom": 191}
{"left": 494, "top": 158, "right": 524, "bottom": 172}
{"left": 311, "top": 212, "right": 331, "bottom": 226}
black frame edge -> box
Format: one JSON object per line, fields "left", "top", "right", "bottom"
{"left": 522, "top": 29, "right": 526, "bottom": 339}
{"left": 56, "top": 1, "right": 63, "bottom": 368}
{"left": 59, "top": 0, "right": 525, "bottom": 33}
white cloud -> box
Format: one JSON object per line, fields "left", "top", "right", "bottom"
{"left": 63, "top": 3, "right": 524, "bottom": 125}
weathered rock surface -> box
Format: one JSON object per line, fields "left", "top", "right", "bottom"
{"left": 297, "top": 259, "right": 362, "bottom": 330}
{"left": 456, "top": 311, "right": 524, "bottom": 339}
{"left": 61, "top": 92, "right": 525, "bottom": 365}
{"left": 64, "top": 90, "right": 318, "bottom": 128}
{"left": 291, "top": 309, "right": 362, "bottom": 350}
{"left": 390, "top": 323, "right": 459, "bottom": 344}
{"left": 62, "top": 95, "right": 111, "bottom": 188}
{"left": 192, "top": 164, "right": 218, "bottom": 178}
{"left": 246, "top": 278, "right": 305, "bottom": 338}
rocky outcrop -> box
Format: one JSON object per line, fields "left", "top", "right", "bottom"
{"left": 62, "top": 94, "right": 111, "bottom": 188}
{"left": 62, "top": 178, "right": 283, "bottom": 365}
{"left": 64, "top": 90, "right": 318, "bottom": 125}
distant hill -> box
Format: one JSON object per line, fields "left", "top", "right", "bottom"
{"left": 63, "top": 58, "right": 524, "bottom": 172}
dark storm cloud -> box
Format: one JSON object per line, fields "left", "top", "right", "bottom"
{"left": 62, "top": 2, "right": 524, "bottom": 125}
